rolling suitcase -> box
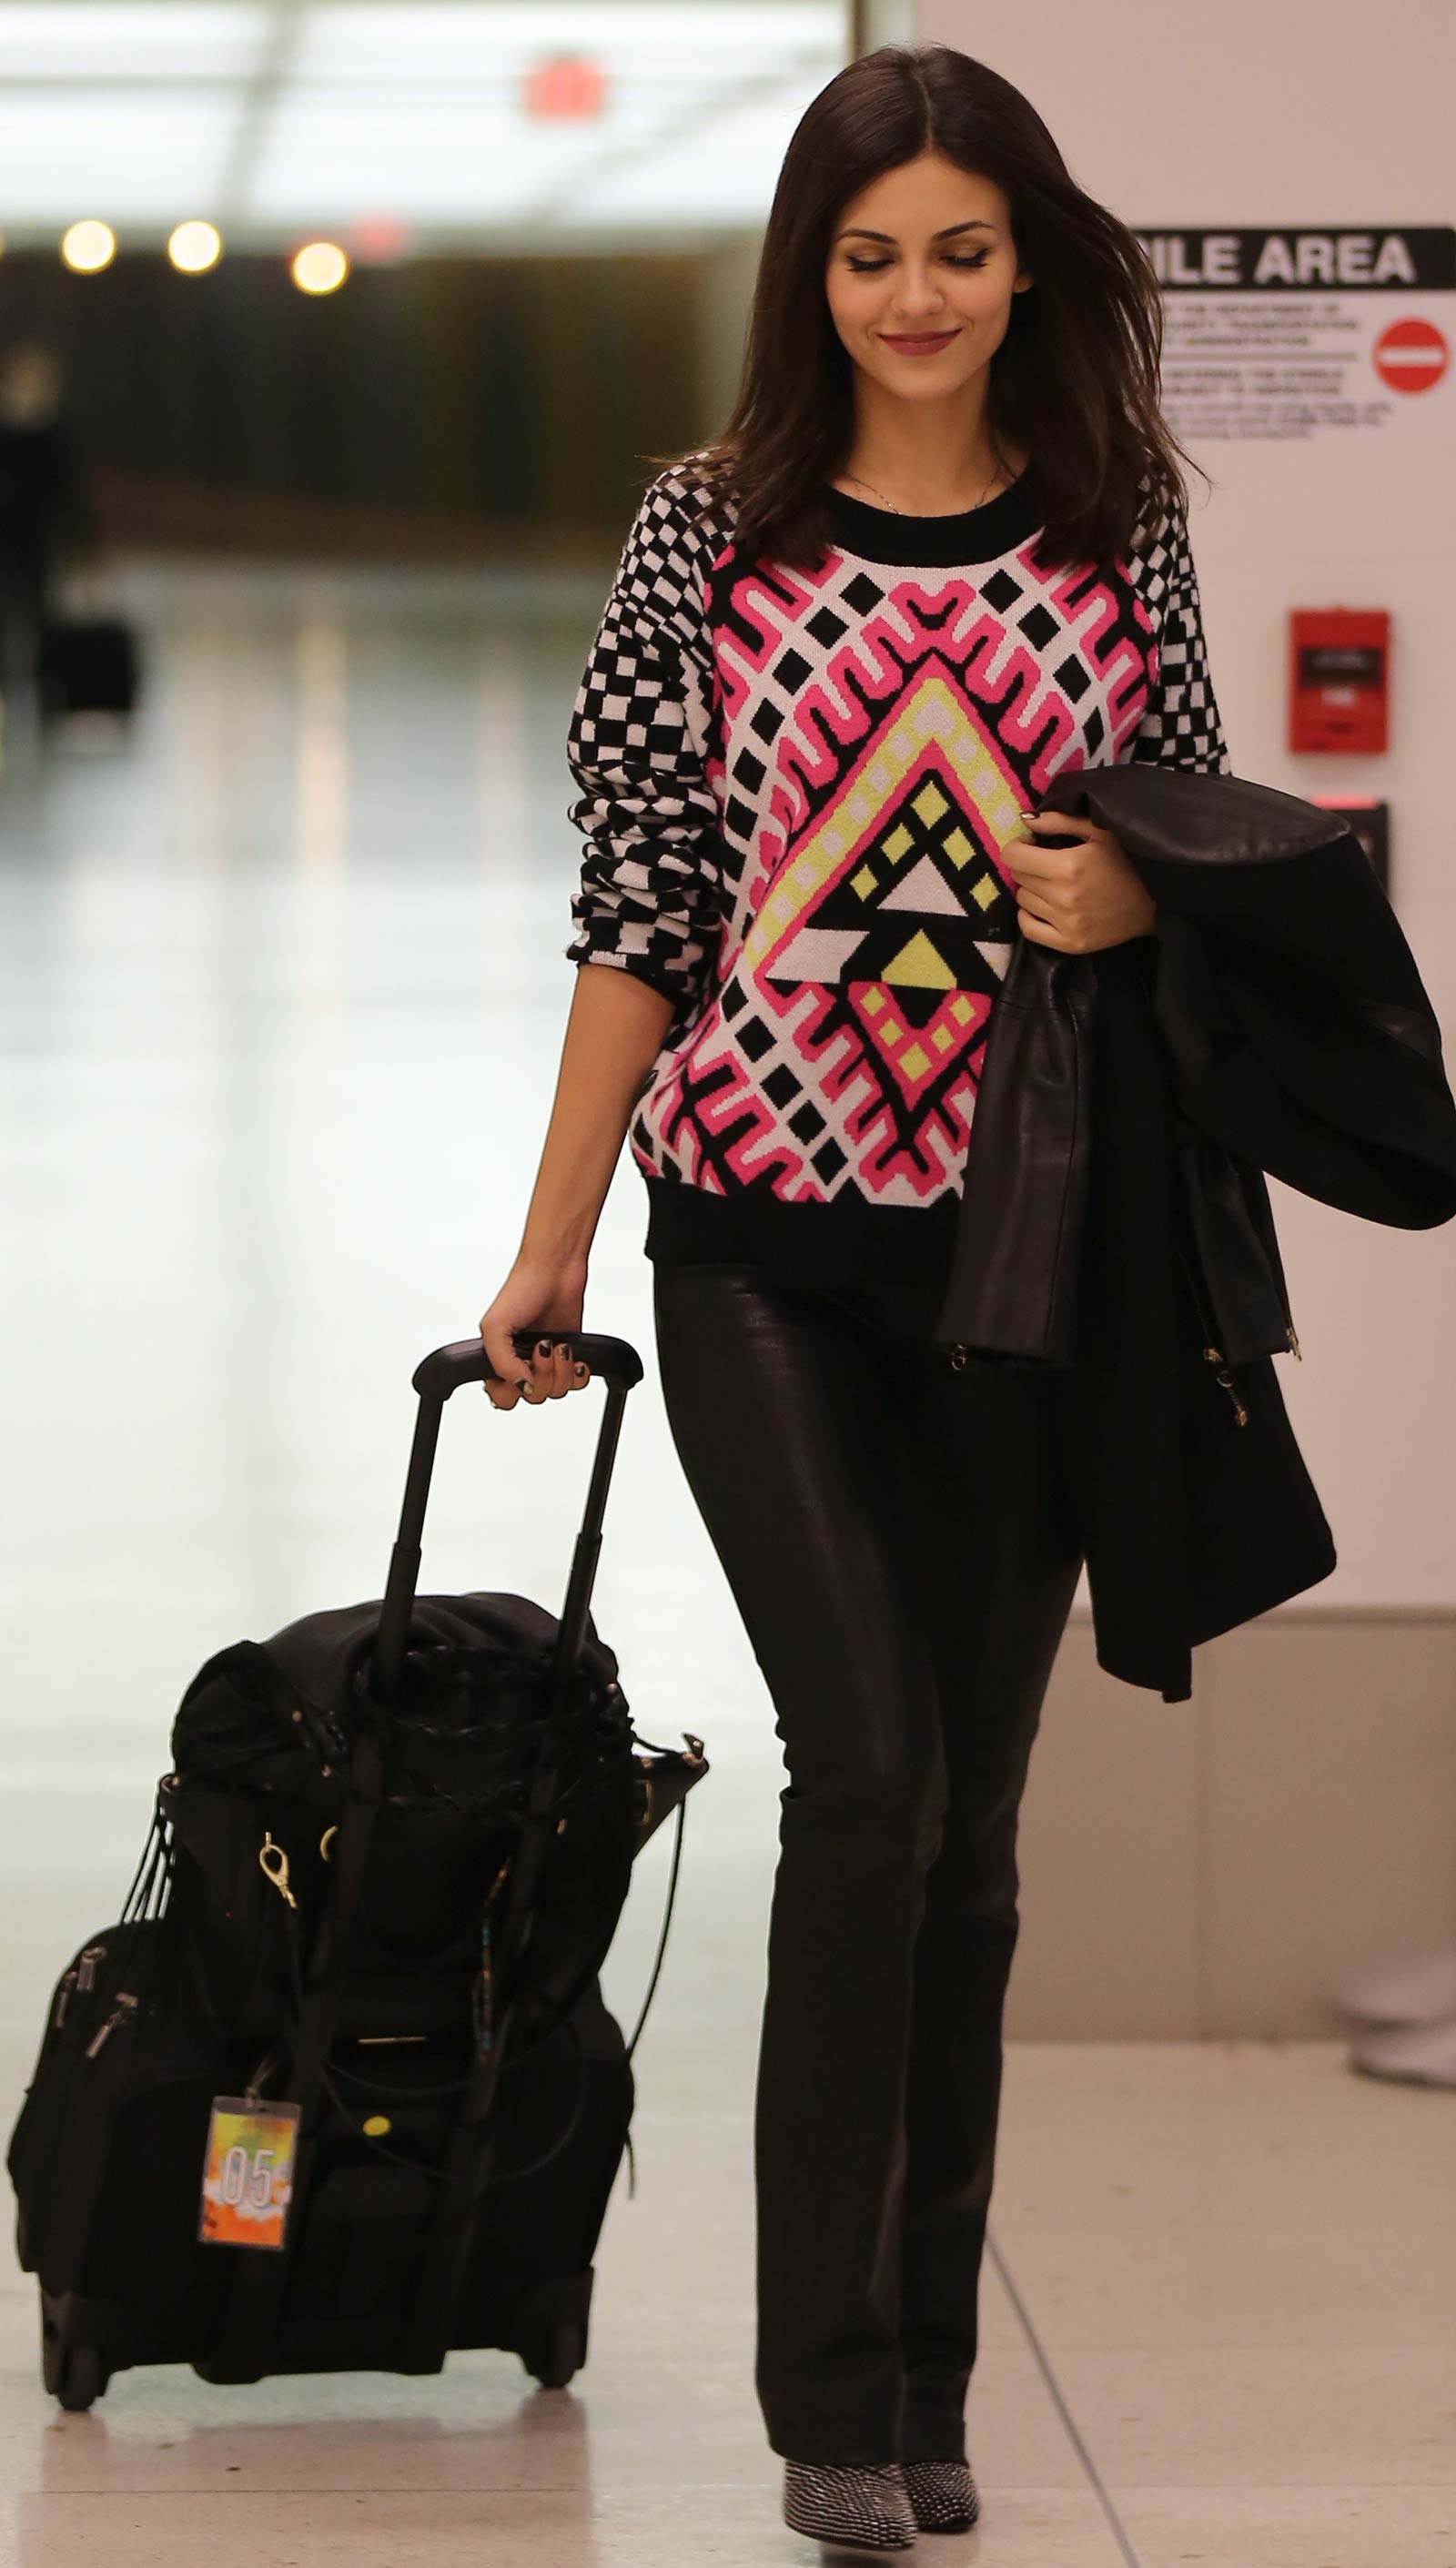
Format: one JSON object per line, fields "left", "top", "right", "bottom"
{"left": 38, "top": 613, "right": 140, "bottom": 717}
{"left": 8, "top": 1329, "right": 708, "bottom": 2410}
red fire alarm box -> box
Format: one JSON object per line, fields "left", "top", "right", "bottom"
{"left": 1289, "top": 608, "right": 1390, "bottom": 753}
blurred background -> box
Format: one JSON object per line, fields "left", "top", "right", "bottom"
{"left": 0, "top": 0, "right": 855, "bottom": 561}
{"left": 1, "top": 6, "right": 1454, "bottom": 2556}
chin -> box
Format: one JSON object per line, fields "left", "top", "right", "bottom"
{"left": 873, "top": 363, "right": 979, "bottom": 400}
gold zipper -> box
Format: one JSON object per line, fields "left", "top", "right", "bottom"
{"left": 1202, "top": 1345, "right": 1249, "bottom": 1427}
{"left": 1173, "top": 1233, "right": 1249, "bottom": 1428}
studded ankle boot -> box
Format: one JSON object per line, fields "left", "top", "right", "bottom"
{"left": 901, "top": 2454, "right": 980, "bottom": 2533}
{"left": 781, "top": 2457, "right": 918, "bottom": 2551}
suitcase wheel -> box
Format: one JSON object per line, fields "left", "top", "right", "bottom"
{"left": 55, "top": 2347, "right": 107, "bottom": 2413}
{"left": 40, "top": 2297, "right": 109, "bottom": 2411}
{"left": 521, "top": 2319, "right": 585, "bottom": 2389}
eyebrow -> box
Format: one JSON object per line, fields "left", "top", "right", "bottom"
{"left": 834, "top": 219, "right": 997, "bottom": 245}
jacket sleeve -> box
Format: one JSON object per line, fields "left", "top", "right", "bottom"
{"left": 1127, "top": 489, "right": 1231, "bottom": 776}
{"left": 563, "top": 468, "right": 727, "bottom": 1013}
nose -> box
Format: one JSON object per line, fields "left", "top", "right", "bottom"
{"left": 885, "top": 268, "right": 949, "bottom": 321}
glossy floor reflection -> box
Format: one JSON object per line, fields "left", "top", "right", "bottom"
{"left": 2, "top": 561, "right": 1452, "bottom": 2568}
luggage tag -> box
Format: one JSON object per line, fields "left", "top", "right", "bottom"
{"left": 198, "top": 2096, "right": 301, "bottom": 2250}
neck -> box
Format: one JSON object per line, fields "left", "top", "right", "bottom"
{"left": 839, "top": 379, "right": 1019, "bottom": 513}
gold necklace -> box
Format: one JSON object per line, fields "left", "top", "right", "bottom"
{"left": 843, "top": 462, "right": 1006, "bottom": 515}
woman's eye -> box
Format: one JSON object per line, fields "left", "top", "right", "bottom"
{"left": 844, "top": 253, "right": 990, "bottom": 274}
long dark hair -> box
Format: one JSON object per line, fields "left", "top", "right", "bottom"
{"left": 653, "top": 42, "right": 1211, "bottom": 573}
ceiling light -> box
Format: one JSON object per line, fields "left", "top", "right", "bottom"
{"left": 290, "top": 239, "right": 349, "bottom": 295}
{"left": 168, "top": 219, "right": 223, "bottom": 274}
{"left": 61, "top": 218, "right": 116, "bottom": 273}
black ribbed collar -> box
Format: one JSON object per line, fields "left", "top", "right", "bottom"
{"left": 823, "top": 465, "right": 1042, "bottom": 566}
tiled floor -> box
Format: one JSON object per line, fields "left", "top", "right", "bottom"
{"left": 2, "top": 561, "right": 1452, "bottom": 2568}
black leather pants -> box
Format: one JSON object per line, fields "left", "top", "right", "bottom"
{"left": 651, "top": 1259, "right": 1085, "bottom": 2470}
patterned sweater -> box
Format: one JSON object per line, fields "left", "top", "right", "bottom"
{"left": 564, "top": 457, "right": 1230, "bottom": 1287}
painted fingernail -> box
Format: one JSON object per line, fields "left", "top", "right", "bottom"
{"left": 555, "top": 1340, "right": 570, "bottom": 1356}
{"left": 573, "top": 1361, "right": 588, "bottom": 1377}
{"left": 516, "top": 1376, "right": 531, "bottom": 1391}
{"left": 536, "top": 1339, "right": 551, "bottom": 1355}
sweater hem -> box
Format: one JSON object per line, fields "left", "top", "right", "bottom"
{"left": 640, "top": 1168, "right": 961, "bottom": 1290}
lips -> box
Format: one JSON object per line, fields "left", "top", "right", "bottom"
{"left": 880, "top": 329, "right": 960, "bottom": 353}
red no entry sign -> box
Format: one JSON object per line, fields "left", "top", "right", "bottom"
{"left": 1372, "top": 318, "right": 1449, "bottom": 393}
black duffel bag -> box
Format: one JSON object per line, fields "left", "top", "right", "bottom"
{"left": 161, "top": 1588, "right": 697, "bottom": 2052}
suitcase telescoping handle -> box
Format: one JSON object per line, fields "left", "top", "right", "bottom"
{"left": 413, "top": 1329, "right": 643, "bottom": 1399}
{"left": 371, "top": 1329, "right": 643, "bottom": 1706}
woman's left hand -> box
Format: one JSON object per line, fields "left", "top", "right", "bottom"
{"left": 1001, "top": 809, "right": 1158, "bottom": 953}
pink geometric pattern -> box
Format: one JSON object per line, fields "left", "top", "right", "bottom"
{"left": 564, "top": 460, "right": 1230, "bottom": 1221}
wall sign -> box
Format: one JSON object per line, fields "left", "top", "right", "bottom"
{"left": 1133, "top": 227, "right": 1455, "bottom": 444}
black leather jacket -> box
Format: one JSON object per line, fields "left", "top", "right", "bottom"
{"left": 929, "top": 763, "right": 1456, "bottom": 1701}
{"left": 935, "top": 763, "right": 1456, "bottom": 1381}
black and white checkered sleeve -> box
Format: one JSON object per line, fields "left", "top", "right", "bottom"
{"left": 564, "top": 467, "right": 728, "bottom": 1012}
{"left": 1127, "top": 489, "right": 1231, "bottom": 775}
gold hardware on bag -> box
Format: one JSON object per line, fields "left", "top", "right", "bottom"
{"left": 319, "top": 1825, "right": 337, "bottom": 1864}
{"left": 258, "top": 1835, "right": 298, "bottom": 1909}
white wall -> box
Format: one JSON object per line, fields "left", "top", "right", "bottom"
{"left": 919, "top": 0, "right": 1456, "bottom": 1606}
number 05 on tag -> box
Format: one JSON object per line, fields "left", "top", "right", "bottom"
{"left": 198, "top": 2098, "right": 301, "bottom": 2250}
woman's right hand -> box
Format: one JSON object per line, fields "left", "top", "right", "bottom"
{"left": 478, "top": 1257, "right": 592, "bottom": 1411}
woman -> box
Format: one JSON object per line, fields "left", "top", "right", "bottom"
{"left": 479, "top": 43, "right": 1228, "bottom": 2555}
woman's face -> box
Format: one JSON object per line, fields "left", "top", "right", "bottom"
{"left": 824, "top": 149, "right": 1032, "bottom": 410}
